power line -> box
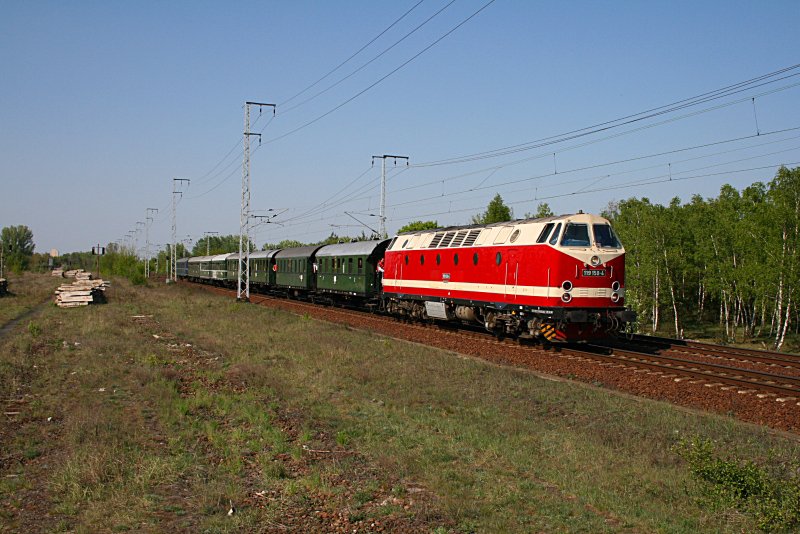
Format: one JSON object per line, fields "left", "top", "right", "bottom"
{"left": 262, "top": 0, "right": 497, "bottom": 144}
{"left": 392, "top": 125, "right": 800, "bottom": 196}
{"left": 279, "top": 165, "right": 410, "bottom": 225}
{"left": 385, "top": 161, "right": 800, "bottom": 224}
{"left": 280, "top": 0, "right": 456, "bottom": 115}
{"left": 385, "top": 136, "right": 800, "bottom": 212}
{"left": 193, "top": 138, "right": 242, "bottom": 185}
{"left": 279, "top": 0, "right": 427, "bottom": 107}
{"left": 411, "top": 63, "right": 800, "bottom": 167}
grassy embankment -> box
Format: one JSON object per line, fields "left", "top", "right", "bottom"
{"left": 1, "top": 274, "right": 799, "bottom": 532}
{"left": 0, "top": 272, "right": 60, "bottom": 326}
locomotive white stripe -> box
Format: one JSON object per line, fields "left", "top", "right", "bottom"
{"left": 382, "top": 279, "right": 625, "bottom": 299}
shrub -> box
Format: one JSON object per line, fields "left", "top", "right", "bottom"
{"left": 674, "top": 437, "right": 800, "bottom": 532}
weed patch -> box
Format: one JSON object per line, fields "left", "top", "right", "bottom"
{"left": 674, "top": 437, "right": 800, "bottom": 532}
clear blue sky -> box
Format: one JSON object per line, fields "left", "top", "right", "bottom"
{"left": 2, "top": 1, "right": 799, "bottom": 254}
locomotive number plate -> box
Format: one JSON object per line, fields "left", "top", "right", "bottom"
{"left": 582, "top": 269, "right": 606, "bottom": 277}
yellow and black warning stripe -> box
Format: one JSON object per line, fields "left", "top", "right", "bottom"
{"left": 541, "top": 324, "right": 568, "bottom": 341}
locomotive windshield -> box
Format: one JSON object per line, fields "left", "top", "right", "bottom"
{"left": 560, "top": 223, "right": 591, "bottom": 247}
{"left": 593, "top": 224, "right": 621, "bottom": 248}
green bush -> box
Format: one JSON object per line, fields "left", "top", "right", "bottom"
{"left": 674, "top": 437, "right": 800, "bottom": 532}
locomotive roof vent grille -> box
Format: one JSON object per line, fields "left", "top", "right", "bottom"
{"left": 438, "top": 232, "right": 455, "bottom": 248}
{"left": 449, "top": 230, "right": 468, "bottom": 247}
{"left": 461, "top": 229, "right": 482, "bottom": 247}
{"left": 429, "top": 233, "right": 445, "bottom": 248}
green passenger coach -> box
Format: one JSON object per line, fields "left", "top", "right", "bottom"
{"left": 250, "top": 250, "right": 280, "bottom": 286}
{"left": 315, "top": 239, "right": 391, "bottom": 299}
{"left": 274, "top": 245, "right": 324, "bottom": 293}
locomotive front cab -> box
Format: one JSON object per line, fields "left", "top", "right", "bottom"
{"left": 545, "top": 214, "right": 636, "bottom": 336}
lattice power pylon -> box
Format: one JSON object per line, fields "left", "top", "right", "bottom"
{"left": 171, "top": 178, "right": 190, "bottom": 282}
{"left": 238, "top": 101, "right": 274, "bottom": 301}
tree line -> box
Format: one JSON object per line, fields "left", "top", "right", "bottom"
{"left": 605, "top": 166, "right": 800, "bottom": 350}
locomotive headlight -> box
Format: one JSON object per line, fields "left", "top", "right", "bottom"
{"left": 590, "top": 255, "right": 601, "bottom": 266}
{"left": 561, "top": 280, "right": 573, "bottom": 292}
{"left": 611, "top": 281, "right": 620, "bottom": 291}
{"left": 561, "top": 292, "right": 572, "bottom": 303}
{"left": 611, "top": 292, "right": 620, "bottom": 302}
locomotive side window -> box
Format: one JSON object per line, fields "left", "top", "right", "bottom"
{"left": 548, "top": 223, "right": 562, "bottom": 245}
{"left": 561, "top": 223, "right": 590, "bottom": 247}
{"left": 473, "top": 253, "right": 478, "bottom": 265}
{"left": 436, "top": 254, "right": 441, "bottom": 265}
{"left": 405, "top": 255, "right": 409, "bottom": 265}
{"left": 420, "top": 254, "right": 425, "bottom": 265}
{"left": 593, "top": 224, "right": 622, "bottom": 248}
{"left": 496, "top": 252, "right": 502, "bottom": 265}
{"left": 454, "top": 253, "right": 459, "bottom": 265}
{"left": 537, "top": 223, "right": 555, "bottom": 243}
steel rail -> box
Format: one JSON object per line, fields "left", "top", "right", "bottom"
{"left": 629, "top": 333, "right": 800, "bottom": 362}
{"left": 608, "top": 336, "right": 800, "bottom": 369}
{"left": 574, "top": 346, "right": 800, "bottom": 396}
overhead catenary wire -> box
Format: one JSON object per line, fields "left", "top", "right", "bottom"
{"left": 405, "top": 77, "right": 800, "bottom": 168}
{"left": 279, "top": 165, "right": 410, "bottom": 225}
{"left": 386, "top": 135, "right": 800, "bottom": 211}
{"left": 255, "top": 159, "right": 800, "bottom": 244}
{"left": 391, "top": 125, "right": 800, "bottom": 197}
{"left": 410, "top": 63, "right": 800, "bottom": 167}
{"left": 279, "top": 0, "right": 456, "bottom": 115}
{"left": 181, "top": 2, "right": 425, "bottom": 194}
{"left": 188, "top": 63, "right": 800, "bottom": 212}
{"left": 252, "top": 80, "right": 800, "bottom": 226}
{"left": 132, "top": 53, "right": 800, "bottom": 251}
{"left": 383, "top": 161, "right": 800, "bottom": 225}
{"left": 260, "top": 135, "right": 799, "bottom": 235}
{"left": 279, "top": 0, "right": 427, "bottom": 108}
{"left": 261, "top": 0, "right": 498, "bottom": 144}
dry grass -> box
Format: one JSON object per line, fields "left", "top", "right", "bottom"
{"left": 1, "top": 275, "right": 799, "bottom": 532}
{"left": 0, "top": 272, "right": 60, "bottom": 325}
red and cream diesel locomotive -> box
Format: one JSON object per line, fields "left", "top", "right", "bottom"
{"left": 381, "top": 212, "right": 636, "bottom": 342}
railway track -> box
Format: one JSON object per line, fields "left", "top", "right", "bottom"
{"left": 186, "top": 281, "right": 800, "bottom": 406}
{"left": 574, "top": 345, "right": 800, "bottom": 399}
{"left": 608, "top": 333, "right": 800, "bottom": 370}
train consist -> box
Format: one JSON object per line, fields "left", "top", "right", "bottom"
{"left": 178, "top": 212, "right": 636, "bottom": 342}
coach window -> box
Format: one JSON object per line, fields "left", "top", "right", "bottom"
{"left": 473, "top": 252, "right": 479, "bottom": 265}
{"left": 454, "top": 253, "right": 459, "bottom": 265}
{"left": 358, "top": 258, "right": 363, "bottom": 272}
{"left": 536, "top": 223, "right": 554, "bottom": 243}
{"left": 348, "top": 257, "right": 353, "bottom": 273}
{"left": 496, "top": 252, "right": 502, "bottom": 265}
{"left": 436, "top": 254, "right": 441, "bottom": 265}
{"left": 549, "top": 223, "right": 562, "bottom": 246}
